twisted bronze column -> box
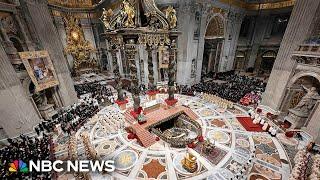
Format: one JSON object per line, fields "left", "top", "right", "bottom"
{"left": 125, "top": 39, "right": 140, "bottom": 112}
{"left": 147, "top": 45, "right": 155, "bottom": 90}
{"left": 110, "top": 45, "right": 125, "bottom": 101}
{"left": 168, "top": 39, "right": 177, "bottom": 100}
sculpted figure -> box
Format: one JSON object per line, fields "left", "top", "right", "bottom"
{"left": 293, "top": 85, "right": 320, "bottom": 114}
{"left": 101, "top": 8, "right": 113, "bottom": 30}
{"left": 165, "top": 6, "right": 177, "bottom": 29}
{"left": 122, "top": 0, "right": 135, "bottom": 28}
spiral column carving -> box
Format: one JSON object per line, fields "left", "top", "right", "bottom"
{"left": 125, "top": 39, "right": 140, "bottom": 111}
{"left": 147, "top": 45, "right": 155, "bottom": 90}
{"left": 109, "top": 36, "right": 125, "bottom": 101}
{"left": 168, "top": 39, "right": 177, "bottom": 100}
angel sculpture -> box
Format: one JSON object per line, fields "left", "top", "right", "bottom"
{"left": 101, "top": 8, "right": 113, "bottom": 30}
{"left": 165, "top": 6, "right": 177, "bottom": 29}
{"left": 122, "top": 0, "right": 135, "bottom": 28}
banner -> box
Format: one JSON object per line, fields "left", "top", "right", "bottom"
{"left": 19, "top": 51, "right": 59, "bottom": 92}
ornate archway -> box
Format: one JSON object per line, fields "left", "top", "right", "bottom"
{"left": 202, "top": 14, "right": 225, "bottom": 75}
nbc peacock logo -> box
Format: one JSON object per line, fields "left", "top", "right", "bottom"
{"left": 9, "top": 160, "right": 29, "bottom": 173}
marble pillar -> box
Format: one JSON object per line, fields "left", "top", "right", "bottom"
{"left": 23, "top": 0, "right": 77, "bottom": 106}
{"left": 195, "top": 8, "right": 208, "bottom": 84}
{"left": 0, "top": 44, "right": 41, "bottom": 137}
{"left": 81, "top": 20, "right": 97, "bottom": 60}
{"left": 53, "top": 16, "right": 73, "bottom": 70}
{"left": 220, "top": 13, "right": 244, "bottom": 72}
{"left": 247, "top": 16, "right": 270, "bottom": 69}
{"left": 176, "top": 3, "right": 193, "bottom": 85}
{"left": 262, "top": 0, "right": 320, "bottom": 111}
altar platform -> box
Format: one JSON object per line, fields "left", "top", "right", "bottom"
{"left": 125, "top": 105, "right": 198, "bottom": 147}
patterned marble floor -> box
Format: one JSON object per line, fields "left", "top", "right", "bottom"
{"left": 54, "top": 94, "right": 292, "bottom": 180}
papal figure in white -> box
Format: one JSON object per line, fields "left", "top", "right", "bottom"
{"left": 293, "top": 85, "right": 320, "bottom": 114}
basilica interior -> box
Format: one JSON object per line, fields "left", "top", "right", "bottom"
{"left": 0, "top": 0, "right": 320, "bottom": 179}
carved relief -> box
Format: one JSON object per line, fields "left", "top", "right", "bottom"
{"left": 293, "top": 56, "right": 320, "bottom": 66}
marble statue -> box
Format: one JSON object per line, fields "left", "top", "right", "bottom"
{"left": 293, "top": 86, "right": 320, "bottom": 114}
{"left": 285, "top": 86, "right": 320, "bottom": 128}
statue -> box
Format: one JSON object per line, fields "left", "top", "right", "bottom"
{"left": 285, "top": 85, "right": 320, "bottom": 128}
{"left": 101, "top": 8, "right": 113, "bottom": 30}
{"left": 293, "top": 86, "right": 320, "bottom": 114}
{"left": 165, "top": 6, "right": 177, "bottom": 29}
{"left": 116, "top": 16, "right": 122, "bottom": 28}
{"left": 121, "top": 0, "right": 135, "bottom": 28}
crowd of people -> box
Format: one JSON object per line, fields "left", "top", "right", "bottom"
{"left": 289, "top": 150, "right": 310, "bottom": 179}
{"left": 0, "top": 134, "right": 53, "bottom": 179}
{"left": 76, "top": 81, "right": 113, "bottom": 97}
{"left": 0, "top": 81, "right": 116, "bottom": 179}
{"left": 35, "top": 100, "right": 99, "bottom": 136}
{"left": 184, "top": 72, "right": 266, "bottom": 103}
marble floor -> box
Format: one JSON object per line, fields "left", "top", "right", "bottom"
{"left": 54, "top": 94, "right": 292, "bottom": 180}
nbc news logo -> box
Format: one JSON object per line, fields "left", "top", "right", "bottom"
{"left": 9, "top": 160, "right": 28, "bottom": 173}
{"left": 8, "top": 159, "right": 115, "bottom": 173}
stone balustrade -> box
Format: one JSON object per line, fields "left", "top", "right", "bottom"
{"left": 291, "top": 44, "right": 320, "bottom": 66}
{"left": 292, "top": 44, "right": 320, "bottom": 58}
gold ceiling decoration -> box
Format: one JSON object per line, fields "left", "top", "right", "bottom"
{"left": 101, "top": 0, "right": 175, "bottom": 31}
{"left": 205, "top": 16, "right": 224, "bottom": 39}
{"left": 210, "top": 7, "right": 226, "bottom": 16}
{"left": 48, "top": 0, "right": 93, "bottom": 8}
{"left": 219, "top": 0, "right": 295, "bottom": 10}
